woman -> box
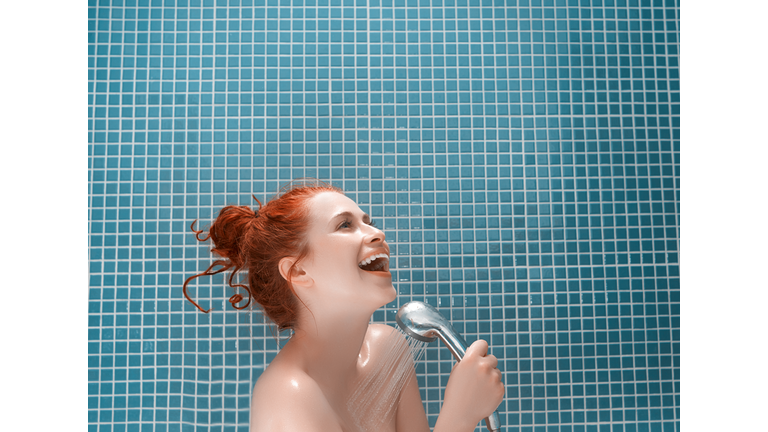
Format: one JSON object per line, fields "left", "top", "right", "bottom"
{"left": 184, "top": 180, "right": 504, "bottom": 432}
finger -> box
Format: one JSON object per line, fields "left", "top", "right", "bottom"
{"left": 484, "top": 354, "right": 498, "bottom": 369}
{"left": 465, "top": 339, "right": 489, "bottom": 358}
{"left": 493, "top": 367, "right": 503, "bottom": 382}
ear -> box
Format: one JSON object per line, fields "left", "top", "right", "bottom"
{"left": 278, "top": 256, "right": 313, "bottom": 288}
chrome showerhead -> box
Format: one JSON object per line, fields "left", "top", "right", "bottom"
{"left": 395, "top": 301, "right": 442, "bottom": 342}
{"left": 395, "top": 301, "right": 468, "bottom": 363}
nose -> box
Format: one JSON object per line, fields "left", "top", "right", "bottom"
{"left": 363, "top": 223, "right": 386, "bottom": 244}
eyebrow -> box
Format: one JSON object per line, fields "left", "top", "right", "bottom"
{"left": 329, "top": 211, "right": 371, "bottom": 226}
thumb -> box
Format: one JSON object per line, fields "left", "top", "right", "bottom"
{"left": 464, "top": 339, "right": 489, "bottom": 358}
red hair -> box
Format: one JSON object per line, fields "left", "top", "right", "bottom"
{"left": 182, "top": 179, "right": 343, "bottom": 330}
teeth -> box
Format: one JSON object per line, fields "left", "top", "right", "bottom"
{"left": 358, "top": 253, "right": 389, "bottom": 268}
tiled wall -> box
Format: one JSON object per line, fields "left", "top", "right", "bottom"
{"left": 88, "top": 0, "right": 680, "bottom": 430}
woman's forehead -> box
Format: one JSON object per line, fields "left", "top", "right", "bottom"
{"left": 308, "top": 191, "right": 364, "bottom": 222}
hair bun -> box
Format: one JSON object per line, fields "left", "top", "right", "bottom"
{"left": 183, "top": 180, "right": 342, "bottom": 330}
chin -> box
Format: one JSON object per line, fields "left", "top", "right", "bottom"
{"left": 369, "top": 283, "right": 397, "bottom": 309}
{"left": 384, "top": 284, "right": 397, "bottom": 303}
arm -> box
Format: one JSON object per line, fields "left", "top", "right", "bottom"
{"left": 395, "top": 364, "right": 431, "bottom": 432}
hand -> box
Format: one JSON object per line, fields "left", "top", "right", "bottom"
{"left": 441, "top": 339, "right": 504, "bottom": 429}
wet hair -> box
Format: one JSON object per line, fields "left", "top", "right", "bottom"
{"left": 182, "top": 179, "right": 343, "bottom": 330}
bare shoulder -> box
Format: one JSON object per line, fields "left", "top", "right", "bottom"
{"left": 361, "top": 323, "right": 412, "bottom": 367}
{"left": 366, "top": 323, "right": 407, "bottom": 348}
{"left": 365, "top": 324, "right": 430, "bottom": 432}
{"left": 250, "top": 364, "right": 341, "bottom": 432}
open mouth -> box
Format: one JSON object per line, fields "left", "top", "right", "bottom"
{"left": 358, "top": 253, "right": 390, "bottom": 273}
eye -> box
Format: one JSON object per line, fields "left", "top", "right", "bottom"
{"left": 337, "top": 219, "right": 352, "bottom": 230}
{"left": 367, "top": 220, "right": 377, "bottom": 228}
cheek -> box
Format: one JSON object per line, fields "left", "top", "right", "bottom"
{"left": 311, "top": 245, "right": 357, "bottom": 276}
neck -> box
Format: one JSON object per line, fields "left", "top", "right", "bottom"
{"left": 284, "top": 308, "right": 373, "bottom": 401}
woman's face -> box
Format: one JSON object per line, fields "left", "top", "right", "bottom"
{"left": 298, "top": 192, "right": 396, "bottom": 309}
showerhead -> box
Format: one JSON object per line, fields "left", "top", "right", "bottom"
{"left": 395, "top": 301, "right": 468, "bottom": 363}
{"left": 395, "top": 301, "right": 502, "bottom": 432}
{"left": 395, "top": 301, "right": 443, "bottom": 343}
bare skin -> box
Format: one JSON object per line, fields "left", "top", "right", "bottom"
{"left": 249, "top": 192, "right": 503, "bottom": 432}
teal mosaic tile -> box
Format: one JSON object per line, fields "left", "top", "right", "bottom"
{"left": 89, "top": 0, "right": 680, "bottom": 430}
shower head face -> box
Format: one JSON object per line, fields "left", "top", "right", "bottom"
{"left": 395, "top": 301, "right": 448, "bottom": 343}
